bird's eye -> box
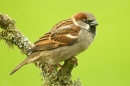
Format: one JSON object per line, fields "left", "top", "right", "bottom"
{"left": 82, "top": 19, "right": 88, "bottom": 23}
{"left": 83, "top": 19, "right": 94, "bottom": 24}
{"left": 87, "top": 20, "right": 94, "bottom": 23}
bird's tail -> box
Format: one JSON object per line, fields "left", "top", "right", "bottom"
{"left": 10, "top": 52, "right": 41, "bottom": 75}
{"left": 10, "top": 58, "right": 28, "bottom": 75}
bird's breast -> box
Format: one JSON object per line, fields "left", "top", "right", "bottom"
{"left": 76, "top": 28, "right": 95, "bottom": 52}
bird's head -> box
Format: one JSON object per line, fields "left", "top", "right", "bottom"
{"left": 72, "top": 12, "right": 98, "bottom": 30}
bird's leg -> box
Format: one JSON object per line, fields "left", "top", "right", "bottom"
{"left": 57, "top": 62, "right": 62, "bottom": 67}
{"left": 71, "top": 56, "right": 78, "bottom": 67}
{"left": 57, "top": 56, "right": 78, "bottom": 68}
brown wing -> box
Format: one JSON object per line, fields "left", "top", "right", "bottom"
{"left": 50, "top": 25, "right": 80, "bottom": 45}
{"left": 32, "top": 22, "right": 80, "bottom": 52}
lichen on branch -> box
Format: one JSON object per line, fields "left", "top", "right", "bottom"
{"left": 0, "top": 13, "right": 33, "bottom": 55}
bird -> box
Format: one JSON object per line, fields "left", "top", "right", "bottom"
{"left": 10, "top": 12, "right": 98, "bottom": 75}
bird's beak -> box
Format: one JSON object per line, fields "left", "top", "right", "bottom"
{"left": 90, "top": 20, "right": 98, "bottom": 26}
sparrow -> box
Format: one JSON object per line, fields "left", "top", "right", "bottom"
{"left": 10, "top": 12, "right": 98, "bottom": 75}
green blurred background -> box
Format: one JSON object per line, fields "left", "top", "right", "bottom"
{"left": 0, "top": 0, "right": 130, "bottom": 86}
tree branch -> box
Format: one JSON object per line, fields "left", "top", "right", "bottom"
{"left": 0, "top": 13, "right": 82, "bottom": 86}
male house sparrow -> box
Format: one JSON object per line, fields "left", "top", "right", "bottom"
{"left": 10, "top": 12, "right": 98, "bottom": 75}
